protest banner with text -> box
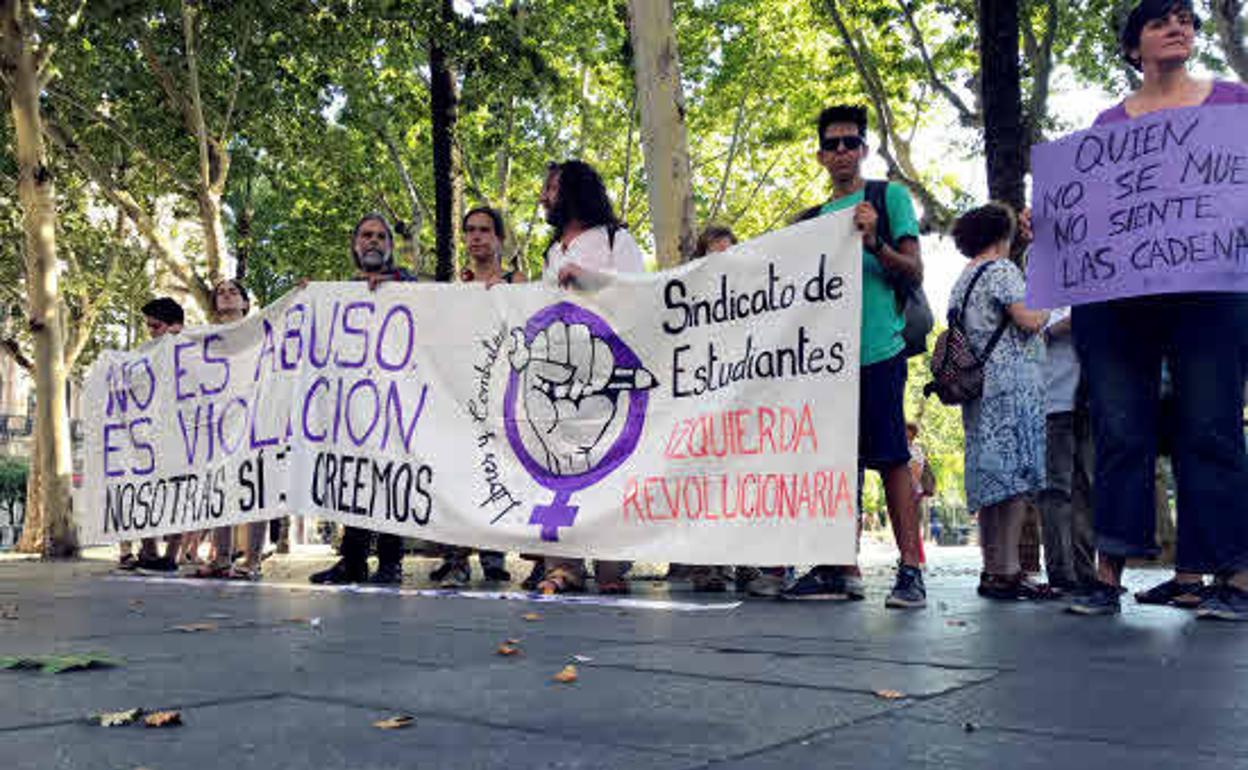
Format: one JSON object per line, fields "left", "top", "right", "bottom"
{"left": 77, "top": 212, "right": 863, "bottom": 565}
{"left": 1027, "top": 103, "right": 1248, "bottom": 308}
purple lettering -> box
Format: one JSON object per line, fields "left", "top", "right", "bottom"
{"left": 173, "top": 341, "right": 197, "bottom": 401}
{"left": 376, "top": 305, "right": 415, "bottom": 372}
{"left": 201, "top": 334, "right": 230, "bottom": 396}
{"left": 345, "top": 379, "right": 381, "bottom": 447}
{"left": 335, "top": 301, "right": 373, "bottom": 369}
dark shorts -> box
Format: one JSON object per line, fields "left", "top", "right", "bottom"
{"left": 859, "top": 353, "right": 910, "bottom": 471}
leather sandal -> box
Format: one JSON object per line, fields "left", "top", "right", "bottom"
{"left": 535, "top": 566, "right": 584, "bottom": 595}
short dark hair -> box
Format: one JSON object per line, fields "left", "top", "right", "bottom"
{"left": 547, "top": 159, "right": 619, "bottom": 235}
{"left": 952, "top": 203, "right": 1016, "bottom": 259}
{"left": 462, "top": 206, "right": 506, "bottom": 241}
{"left": 694, "top": 225, "right": 738, "bottom": 258}
{"left": 817, "top": 105, "right": 869, "bottom": 140}
{"left": 141, "top": 297, "right": 184, "bottom": 326}
{"left": 1120, "top": 0, "right": 1201, "bottom": 71}
{"left": 210, "top": 278, "right": 250, "bottom": 316}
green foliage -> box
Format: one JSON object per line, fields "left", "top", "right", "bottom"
{"left": 0, "top": 652, "right": 121, "bottom": 674}
{"left": 0, "top": 457, "right": 27, "bottom": 517}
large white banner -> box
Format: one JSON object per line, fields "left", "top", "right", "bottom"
{"left": 78, "top": 212, "right": 862, "bottom": 565}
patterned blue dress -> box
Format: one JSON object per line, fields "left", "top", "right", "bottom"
{"left": 949, "top": 259, "right": 1046, "bottom": 511}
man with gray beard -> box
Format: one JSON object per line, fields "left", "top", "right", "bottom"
{"left": 310, "top": 214, "right": 416, "bottom": 585}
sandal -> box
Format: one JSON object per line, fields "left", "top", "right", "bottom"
{"left": 190, "top": 562, "right": 234, "bottom": 580}
{"left": 535, "top": 566, "right": 585, "bottom": 595}
{"left": 597, "top": 580, "right": 631, "bottom": 595}
{"left": 1135, "top": 578, "right": 1208, "bottom": 608}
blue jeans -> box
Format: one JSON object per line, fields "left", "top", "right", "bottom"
{"left": 1074, "top": 293, "right": 1248, "bottom": 574}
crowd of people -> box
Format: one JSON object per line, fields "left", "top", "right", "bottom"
{"left": 115, "top": 0, "right": 1247, "bottom": 622}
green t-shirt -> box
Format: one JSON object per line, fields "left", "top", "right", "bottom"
{"left": 820, "top": 181, "right": 920, "bottom": 366}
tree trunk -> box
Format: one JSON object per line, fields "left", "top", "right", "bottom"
{"left": 1212, "top": 1, "right": 1248, "bottom": 83}
{"left": 978, "top": 0, "right": 1026, "bottom": 213}
{"left": 4, "top": 0, "right": 77, "bottom": 557}
{"left": 429, "top": 0, "right": 458, "bottom": 283}
{"left": 627, "top": 0, "right": 696, "bottom": 266}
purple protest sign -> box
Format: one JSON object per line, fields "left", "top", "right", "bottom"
{"left": 1026, "top": 103, "right": 1248, "bottom": 308}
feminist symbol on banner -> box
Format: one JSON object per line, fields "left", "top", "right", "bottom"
{"left": 504, "top": 302, "right": 657, "bottom": 542}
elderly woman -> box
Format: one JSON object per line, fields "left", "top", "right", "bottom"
{"left": 1067, "top": 0, "right": 1248, "bottom": 618}
{"left": 948, "top": 204, "right": 1049, "bottom": 600}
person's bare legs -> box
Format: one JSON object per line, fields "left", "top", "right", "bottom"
{"left": 883, "top": 464, "right": 922, "bottom": 568}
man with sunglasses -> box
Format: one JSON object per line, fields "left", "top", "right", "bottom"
{"left": 781, "top": 105, "right": 928, "bottom": 608}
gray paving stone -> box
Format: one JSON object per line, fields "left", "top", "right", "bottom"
{"left": 706, "top": 713, "right": 1248, "bottom": 770}
{"left": 902, "top": 664, "right": 1248, "bottom": 756}
{"left": 581, "top": 644, "right": 999, "bottom": 696}
{"left": 290, "top": 653, "right": 903, "bottom": 759}
{"left": 2, "top": 695, "right": 698, "bottom": 770}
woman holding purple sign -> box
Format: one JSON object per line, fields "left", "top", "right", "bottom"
{"left": 1067, "top": 0, "right": 1248, "bottom": 619}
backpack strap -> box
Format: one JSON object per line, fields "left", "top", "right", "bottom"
{"left": 955, "top": 261, "right": 1010, "bottom": 365}
{"left": 863, "top": 180, "right": 894, "bottom": 250}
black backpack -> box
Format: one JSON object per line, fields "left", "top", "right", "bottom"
{"left": 794, "top": 181, "right": 933, "bottom": 357}
{"left": 923, "top": 262, "right": 1009, "bottom": 406}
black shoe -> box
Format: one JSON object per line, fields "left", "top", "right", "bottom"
{"left": 1066, "top": 581, "right": 1122, "bottom": 616}
{"left": 780, "top": 567, "right": 849, "bottom": 601}
{"left": 310, "top": 559, "right": 368, "bottom": 585}
{"left": 135, "top": 554, "right": 178, "bottom": 573}
{"left": 1134, "top": 578, "right": 1208, "bottom": 608}
{"left": 429, "top": 560, "right": 457, "bottom": 583}
{"left": 520, "top": 560, "right": 546, "bottom": 591}
{"left": 885, "top": 565, "right": 927, "bottom": 609}
{"left": 482, "top": 566, "right": 512, "bottom": 583}
{"left": 369, "top": 562, "right": 403, "bottom": 585}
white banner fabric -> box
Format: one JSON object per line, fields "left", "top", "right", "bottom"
{"left": 77, "top": 212, "right": 863, "bottom": 565}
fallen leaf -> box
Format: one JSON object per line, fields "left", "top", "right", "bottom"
{"left": 496, "top": 644, "right": 521, "bottom": 657}
{"left": 96, "top": 708, "right": 144, "bottom": 727}
{"left": 170, "top": 623, "right": 218, "bottom": 633}
{"left": 552, "top": 664, "right": 578, "bottom": 683}
{"left": 874, "top": 689, "right": 906, "bottom": 700}
{"left": 373, "top": 714, "right": 414, "bottom": 730}
{"left": 522, "top": 613, "right": 542, "bottom": 621}
{"left": 143, "top": 710, "right": 182, "bottom": 728}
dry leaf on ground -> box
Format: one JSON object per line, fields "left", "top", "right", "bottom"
{"left": 373, "top": 715, "right": 414, "bottom": 730}
{"left": 874, "top": 689, "right": 906, "bottom": 700}
{"left": 552, "top": 664, "right": 578, "bottom": 683}
{"left": 143, "top": 710, "right": 182, "bottom": 728}
{"left": 170, "top": 623, "right": 218, "bottom": 633}
{"left": 522, "top": 613, "right": 542, "bottom": 621}
{"left": 96, "top": 708, "right": 144, "bottom": 727}
{"left": 496, "top": 644, "right": 521, "bottom": 656}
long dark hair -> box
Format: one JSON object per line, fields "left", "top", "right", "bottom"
{"left": 547, "top": 160, "right": 620, "bottom": 241}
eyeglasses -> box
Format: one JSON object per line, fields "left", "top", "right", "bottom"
{"left": 820, "top": 135, "right": 865, "bottom": 152}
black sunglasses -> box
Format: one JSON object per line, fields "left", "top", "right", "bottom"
{"left": 820, "top": 135, "right": 865, "bottom": 152}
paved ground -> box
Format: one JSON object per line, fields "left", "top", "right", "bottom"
{"left": 1, "top": 544, "right": 1245, "bottom": 769}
